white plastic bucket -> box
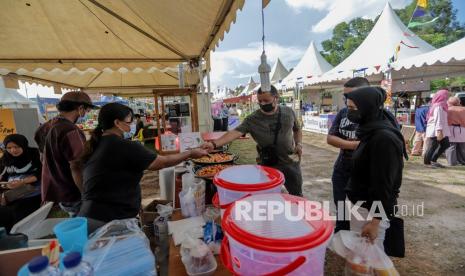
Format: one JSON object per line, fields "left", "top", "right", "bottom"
{"left": 213, "top": 165, "right": 284, "bottom": 208}
{"left": 221, "top": 193, "right": 334, "bottom": 276}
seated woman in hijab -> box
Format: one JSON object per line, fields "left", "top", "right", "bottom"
{"left": 0, "top": 134, "right": 42, "bottom": 232}
{"left": 345, "top": 87, "right": 405, "bottom": 249}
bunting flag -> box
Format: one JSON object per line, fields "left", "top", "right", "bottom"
{"left": 262, "top": 0, "right": 271, "bottom": 8}
{"left": 408, "top": 0, "right": 439, "bottom": 28}
{"left": 417, "top": 0, "right": 427, "bottom": 8}
{"left": 400, "top": 40, "right": 419, "bottom": 49}
{"left": 374, "top": 65, "right": 381, "bottom": 72}
{"left": 306, "top": 75, "right": 313, "bottom": 79}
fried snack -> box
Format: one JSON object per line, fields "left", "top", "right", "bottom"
{"left": 193, "top": 153, "right": 234, "bottom": 164}
{"left": 196, "top": 164, "right": 232, "bottom": 178}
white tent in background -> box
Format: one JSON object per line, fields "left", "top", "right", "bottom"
{"left": 241, "top": 76, "right": 257, "bottom": 95}
{"left": 0, "top": 78, "right": 36, "bottom": 109}
{"left": 309, "top": 2, "right": 435, "bottom": 85}
{"left": 270, "top": 58, "right": 290, "bottom": 84}
{"left": 391, "top": 37, "right": 465, "bottom": 80}
{"left": 253, "top": 58, "right": 292, "bottom": 92}
{"left": 282, "top": 41, "right": 333, "bottom": 89}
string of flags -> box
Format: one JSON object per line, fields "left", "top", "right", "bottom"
{"left": 408, "top": 0, "right": 440, "bottom": 28}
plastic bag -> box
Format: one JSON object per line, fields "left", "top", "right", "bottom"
{"left": 202, "top": 207, "right": 223, "bottom": 255}
{"left": 180, "top": 236, "right": 217, "bottom": 275}
{"left": 343, "top": 236, "right": 399, "bottom": 276}
{"left": 83, "top": 219, "right": 156, "bottom": 276}
{"left": 180, "top": 179, "right": 205, "bottom": 217}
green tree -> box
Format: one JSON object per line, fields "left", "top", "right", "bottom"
{"left": 321, "top": 0, "right": 465, "bottom": 65}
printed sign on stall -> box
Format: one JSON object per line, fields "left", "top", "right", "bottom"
{"left": 0, "top": 109, "right": 16, "bottom": 142}
{"left": 161, "top": 134, "right": 178, "bottom": 152}
{"left": 179, "top": 132, "right": 202, "bottom": 152}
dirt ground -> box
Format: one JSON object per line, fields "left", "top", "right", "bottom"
{"left": 140, "top": 132, "right": 465, "bottom": 275}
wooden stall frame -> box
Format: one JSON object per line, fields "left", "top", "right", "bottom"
{"left": 152, "top": 88, "right": 199, "bottom": 155}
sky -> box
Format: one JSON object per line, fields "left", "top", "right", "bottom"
{"left": 209, "top": 0, "right": 465, "bottom": 90}
{"left": 16, "top": 0, "right": 465, "bottom": 98}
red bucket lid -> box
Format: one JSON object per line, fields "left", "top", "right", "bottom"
{"left": 222, "top": 193, "right": 334, "bottom": 252}
{"left": 213, "top": 165, "right": 284, "bottom": 192}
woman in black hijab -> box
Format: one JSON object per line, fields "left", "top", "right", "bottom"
{"left": 345, "top": 87, "right": 405, "bottom": 248}
{"left": 0, "top": 134, "right": 42, "bottom": 232}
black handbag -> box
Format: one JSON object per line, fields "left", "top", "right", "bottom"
{"left": 258, "top": 107, "right": 281, "bottom": 166}
{"left": 383, "top": 216, "right": 405, "bottom": 258}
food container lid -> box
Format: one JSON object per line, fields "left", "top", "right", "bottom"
{"left": 222, "top": 193, "right": 333, "bottom": 252}
{"left": 213, "top": 165, "right": 284, "bottom": 191}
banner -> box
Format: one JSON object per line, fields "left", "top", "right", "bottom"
{"left": 0, "top": 109, "right": 17, "bottom": 142}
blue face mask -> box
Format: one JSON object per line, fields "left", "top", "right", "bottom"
{"left": 122, "top": 123, "right": 137, "bottom": 139}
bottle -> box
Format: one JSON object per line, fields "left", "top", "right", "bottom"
{"left": 0, "top": 227, "right": 28, "bottom": 250}
{"left": 28, "top": 256, "right": 60, "bottom": 276}
{"left": 62, "top": 252, "right": 94, "bottom": 276}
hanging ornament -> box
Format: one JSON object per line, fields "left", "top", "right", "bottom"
{"left": 258, "top": 1, "right": 271, "bottom": 92}
{"left": 258, "top": 51, "right": 271, "bottom": 92}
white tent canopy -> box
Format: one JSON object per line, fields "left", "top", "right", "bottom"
{"left": 282, "top": 41, "right": 333, "bottom": 89}
{"left": 391, "top": 37, "right": 465, "bottom": 81}
{"left": 309, "top": 2, "right": 434, "bottom": 86}
{"left": 270, "top": 58, "right": 290, "bottom": 83}
{"left": 0, "top": 79, "right": 36, "bottom": 108}
{"left": 241, "top": 77, "right": 257, "bottom": 95}
{"left": 0, "top": 0, "right": 245, "bottom": 93}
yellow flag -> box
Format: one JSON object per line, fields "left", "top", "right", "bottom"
{"left": 418, "top": 0, "right": 427, "bottom": 8}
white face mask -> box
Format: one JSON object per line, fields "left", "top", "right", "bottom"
{"left": 121, "top": 122, "right": 137, "bottom": 139}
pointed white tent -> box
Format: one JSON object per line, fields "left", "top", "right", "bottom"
{"left": 282, "top": 41, "right": 333, "bottom": 88}
{"left": 0, "top": 78, "right": 36, "bottom": 108}
{"left": 241, "top": 76, "right": 257, "bottom": 95}
{"left": 270, "top": 58, "right": 290, "bottom": 83}
{"left": 310, "top": 2, "right": 435, "bottom": 85}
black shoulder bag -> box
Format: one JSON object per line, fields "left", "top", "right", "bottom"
{"left": 258, "top": 107, "right": 281, "bottom": 166}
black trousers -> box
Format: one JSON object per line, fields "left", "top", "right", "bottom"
{"left": 0, "top": 195, "right": 41, "bottom": 232}
{"left": 272, "top": 161, "right": 303, "bottom": 197}
{"left": 222, "top": 118, "right": 229, "bottom": 131}
{"left": 213, "top": 118, "right": 222, "bottom": 131}
{"left": 331, "top": 155, "right": 352, "bottom": 232}
{"left": 424, "top": 136, "right": 450, "bottom": 164}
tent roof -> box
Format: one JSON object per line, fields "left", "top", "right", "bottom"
{"left": 309, "top": 2, "right": 434, "bottom": 85}
{"left": 282, "top": 41, "right": 333, "bottom": 88}
{"left": 270, "top": 58, "right": 289, "bottom": 83}
{"left": 392, "top": 37, "right": 465, "bottom": 71}
{"left": 389, "top": 37, "right": 465, "bottom": 82}
{"left": 0, "top": 79, "right": 35, "bottom": 105}
{"left": 241, "top": 76, "right": 257, "bottom": 95}
{"left": 0, "top": 0, "right": 245, "bottom": 91}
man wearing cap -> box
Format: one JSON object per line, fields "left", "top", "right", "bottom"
{"left": 39, "top": 91, "right": 96, "bottom": 216}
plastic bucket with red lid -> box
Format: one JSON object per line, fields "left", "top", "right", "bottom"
{"left": 221, "top": 193, "right": 334, "bottom": 276}
{"left": 213, "top": 165, "right": 284, "bottom": 212}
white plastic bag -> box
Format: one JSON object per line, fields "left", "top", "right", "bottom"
{"left": 83, "top": 219, "right": 156, "bottom": 276}
{"left": 332, "top": 231, "right": 399, "bottom": 276}
{"left": 180, "top": 236, "right": 217, "bottom": 276}
{"left": 179, "top": 179, "right": 205, "bottom": 217}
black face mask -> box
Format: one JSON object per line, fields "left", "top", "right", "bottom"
{"left": 347, "top": 109, "right": 363, "bottom": 124}
{"left": 260, "top": 103, "right": 275, "bottom": 113}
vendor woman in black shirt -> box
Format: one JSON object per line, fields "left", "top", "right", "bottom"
{"left": 78, "top": 103, "right": 207, "bottom": 227}
{"left": 344, "top": 87, "right": 405, "bottom": 249}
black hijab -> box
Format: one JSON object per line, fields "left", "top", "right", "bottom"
{"left": 1, "top": 134, "right": 39, "bottom": 168}
{"left": 346, "top": 87, "right": 408, "bottom": 160}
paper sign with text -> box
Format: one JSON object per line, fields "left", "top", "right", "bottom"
{"left": 179, "top": 132, "right": 202, "bottom": 152}
{"left": 0, "top": 109, "right": 16, "bottom": 142}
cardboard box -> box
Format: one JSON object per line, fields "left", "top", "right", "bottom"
{"left": 139, "top": 199, "right": 173, "bottom": 227}
{"left": 0, "top": 246, "right": 43, "bottom": 276}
